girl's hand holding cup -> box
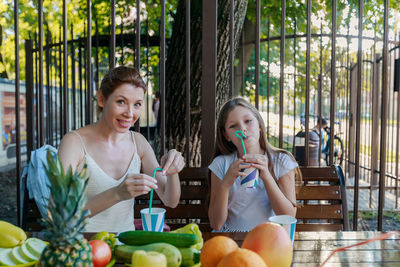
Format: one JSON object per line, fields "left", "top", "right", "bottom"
{"left": 223, "top": 158, "right": 252, "bottom": 188}
{"left": 243, "top": 153, "right": 271, "bottom": 184}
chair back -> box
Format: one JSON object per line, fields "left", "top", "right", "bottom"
{"left": 21, "top": 197, "right": 43, "bottom": 231}
{"left": 296, "top": 165, "right": 349, "bottom": 231}
{"left": 135, "top": 167, "right": 211, "bottom": 231}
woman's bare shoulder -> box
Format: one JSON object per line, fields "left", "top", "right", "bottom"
{"left": 59, "top": 126, "right": 94, "bottom": 150}
{"left": 132, "top": 131, "right": 152, "bottom": 155}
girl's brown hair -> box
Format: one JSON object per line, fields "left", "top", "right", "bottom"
{"left": 213, "top": 97, "right": 302, "bottom": 193}
{"left": 98, "top": 66, "right": 146, "bottom": 113}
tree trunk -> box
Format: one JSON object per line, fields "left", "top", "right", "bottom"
{"left": 158, "top": 0, "right": 248, "bottom": 167}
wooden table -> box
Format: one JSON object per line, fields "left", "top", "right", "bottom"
{"left": 203, "top": 231, "right": 400, "bottom": 266}
{"left": 32, "top": 231, "right": 400, "bottom": 266}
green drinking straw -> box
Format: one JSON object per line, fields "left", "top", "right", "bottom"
{"left": 234, "top": 130, "right": 247, "bottom": 154}
{"left": 149, "top": 167, "right": 163, "bottom": 213}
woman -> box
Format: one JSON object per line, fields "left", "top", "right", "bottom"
{"left": 58, "top": 66, "right": 184, "bottom": 232}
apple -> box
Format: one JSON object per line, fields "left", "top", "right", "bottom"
{"left": 242, "top": 222, "right": 293, "bottom": 267}
{"left": 131, "top": 250, "right": 167, "bottom": 267}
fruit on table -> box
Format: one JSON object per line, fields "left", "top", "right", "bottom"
{"left": 3, "top": 262, "right": 36, "bottom": 267}
{"left": 242, "top": 222, "right": 293, "bottom": 267}
{"left": 0, "top": 248, "right": 17, "bottom": 266}
{"left": 115, "top": 243, "right": 182, "bottom": 267}
{"left": 11, "top": 247, "right": 31, "bottom": 264}
{"left": 200, "top": 236, "right": 238, "bottom": 267}
{"left": 39, "top": 151, "right": 93, "bottom": 266}
{"left": 170, "top": 223, "right": 203, "bottom": 250}
{"left": 89, "top": 240, "right": 112, "bottom": 267}
{"left": 177, "top": 247, "right": 201, "bottom": 267}
{"left": 131, "top": 250, "right": 167, "bottom": 267}
{"left": 25, "top": 239, "right": 47, "bottom": 259}
{"left": 118, "top": 231, "right": 199, "bottom": 247}
{"left": 217, "top": 248, "right": 267, "bottom": 267}
{"left": 0, "top": 221, "right": 27, "bottom": 248}
{"left": 0, "top": 238, "right": 47, "bottom": 267}
{"left": 90, "top": 232, "right": 117, "bottom": 252}
{"left": 20, "top": 243, "right": 38, "bottom": 262}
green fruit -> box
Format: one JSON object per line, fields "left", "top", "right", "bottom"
{"left": 11, "top": 246, "right": 31, "bottom": 264}
{"left": 115, "top": 243, "right": 182, "bottom": 267}
{"left": 90, "top": 231, "right": 117, "bottom": 252}
{"left": 131, "top": 250, "right": 167, "bottom": 267}
{"left": 118, "top": 231, "right": 199, "bottom": 247}
{"left": 20, "top": 243, "right": 38, "bottom": 261}
{"left": 0, "top": 248, "right": 19, "bottom": 266}
{"left": 178, "top": 247, "right": 201, "bottom": 267}
{"left": 25, "top": 238, "right": 47, "bottom": 258}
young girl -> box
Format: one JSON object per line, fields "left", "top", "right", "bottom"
{"left": 208, "top": 97, "right": 301, "bottom": 231}
{"left": 58, "top": 66, "right": 184, "bottom": 232}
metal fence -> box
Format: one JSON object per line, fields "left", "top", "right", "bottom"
{"left": 6, "top": 0, "right": 398, "bottom": 230}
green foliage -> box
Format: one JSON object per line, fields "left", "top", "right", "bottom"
{"left": 1, "top": 0, "right": 400, "bottom": 88}
{"left": 0, "top": 0, "right": 178, "bottom": 83}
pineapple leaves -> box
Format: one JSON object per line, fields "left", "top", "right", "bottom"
{"left": 43, "top": 149, "right": 91, "bottom": 236}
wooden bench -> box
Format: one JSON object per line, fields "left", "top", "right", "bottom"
{"left": 296, "top": 165, "right": 349, "bottom": 231}
{"left": 135, "top": 167, "right": 211, "bottom": 232}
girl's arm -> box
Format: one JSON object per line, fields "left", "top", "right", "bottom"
{"left": 208, "top": 172, "right": 230, "bottom": 231}
{"left": 243, "top": 154, "right": 297, "bottom": 216}
{"left": 136, "top": 133, "right": 182, "bottom": 208}
{"left": 208, "top": 159, "right": 249, "bottom": 230}
{"left": 262, "top": 169, "right": 297, "bottom": 216}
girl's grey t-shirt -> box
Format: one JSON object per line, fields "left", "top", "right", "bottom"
{"left": 208, "top": 151, "right": 298, "bottom": 232}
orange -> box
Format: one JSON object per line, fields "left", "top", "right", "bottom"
{"left": 200, "top": 235, "right": 239, "bottom": 267}
{"left": 217, "top": 248, "right": 268, "bottom": 267}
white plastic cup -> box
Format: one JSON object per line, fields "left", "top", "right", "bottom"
{"left": 240, "top": 164, "right": 259, "bottom": 188}
{"left": 140, "top": 208, "right": 166, "bottom": 232}
{"left": 269, "top": 215, "right": 297, "bottom": 245}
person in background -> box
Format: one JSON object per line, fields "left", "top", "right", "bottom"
{"left": 208, "top": 97, "right": 302, "bottom": 232}
{"left": 309, "top": 117, "right": 328, "bottom": 166}
{"left": 58, "top": 66, "right": 184, "bottom": 232}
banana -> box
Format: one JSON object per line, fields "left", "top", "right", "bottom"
{"left": 0, "top": 221, "right": 27, "bottom": 248}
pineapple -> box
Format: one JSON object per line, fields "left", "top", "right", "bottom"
{"left": 40, "top": 150, "right": 93, "bottom": 267}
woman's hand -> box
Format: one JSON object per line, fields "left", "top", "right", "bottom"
{"left": 242, "top": 153, "right": 272, "bottom": 183}
{"left": 222, "top": 158, "right": 252, "bottom": 188}
{"left": 160, "top": 149, "right": 185, "bottom": 175}
{"left": 116, "top": 174, "right": 158, "bottom": 201}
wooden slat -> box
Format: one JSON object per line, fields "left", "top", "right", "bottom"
{"left": 297, "top": 166, "right": 349, "bottom": 231}
{"left": 179, "top": 167, "right": 208, "bottom": 180}
{"left": 296, "top": 223, "right": 343, "bottom": 231}
{"left": 300, "top": 166, "right": 338, "bottom": 180}
{"left": 297, "top": 186, "right": 341, "bottom": 200}
{"left": 136, "top": 186, "right": 208, "bottom": 200}
{"left": 135, "top": 203, "right": 208, "bottom": 219}
{"left": 296, "top": 204, "right": 343, "bottom": 219}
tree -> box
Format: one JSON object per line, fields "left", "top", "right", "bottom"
{"left": 160, "top": 0, "right": 248, "bottom": 166}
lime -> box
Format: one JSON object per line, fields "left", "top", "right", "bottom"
{"left": 25, "top": 238, "right": 47, "bottom": 258}
{"left": 0, "top": 248, "right": 19, "bottom": 266}
{"left": 20, "top": 243, "right": 38, "bottom": 261}
{"left": 11, "top": 246, "right": 31, "bottom": 264}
